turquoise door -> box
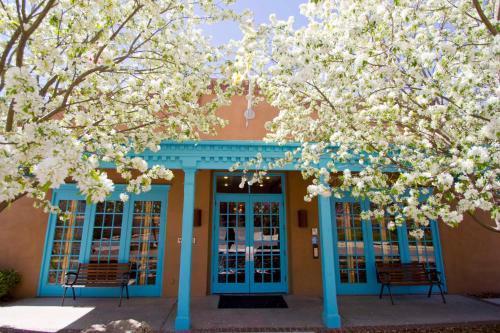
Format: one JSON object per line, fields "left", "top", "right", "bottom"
{"left": 212, "top": 193, "right": 287, "bottom": 294}
{"left": 332, "top": 197, "right": 375, "bottom": 294}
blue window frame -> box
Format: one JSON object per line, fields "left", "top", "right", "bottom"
{"left": 38, "top": 184, "right": 169, "bottom": 297}
{"left": 332, "top": 195, "right": 446, "bottom": 295}
{"left": 46, "top": 199, "right": 87, "bottom": 286}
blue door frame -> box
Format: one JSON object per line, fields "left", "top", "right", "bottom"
{"left": 331, "top": 195, "right": 447, "bottom": 295}
{"left": 38, "top": 184, "right": 169, "bottom": 297}
{"left": 211, "top": 174, "right": 288, "bottom": 294}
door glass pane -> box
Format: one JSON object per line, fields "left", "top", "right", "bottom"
{"left": 215, "top": 175, "right": 282, "bottom": 194}
{"left": 253, "top": 201, "right": 281, "bottom": 283}
{"left": 407, "top": 221, "right": 436, "bottom": 269}
{"left": 250, "top": 176, "right": 282, "bottom": 194}
{"left": 336, "top": 202, "right": 367, "bottom": 284}
{"left": 90, "top": 200, "right": 124, "bottom": 264}
{"left": 218, "top": 201, "right": 246, "bottom": 284}
{"left": 371, "top": 208, "right": 401, "bottom": 264}
{"left": 216, "top": 176, "right": 248, "bottom": 193}
{"left": 47, "top": 200, "right": 86, "bottom": 284}
{"left": 129, "top": 201, "right": 162, "bottom": 285}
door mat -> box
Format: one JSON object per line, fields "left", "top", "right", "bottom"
{"left": 218, "top": 295, "right": 288, "bottom": 308}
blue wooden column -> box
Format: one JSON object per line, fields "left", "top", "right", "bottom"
{"left": 318, "top": 194, "right": 341, "bottom": 328}
{"left": 175, "top": 167, "right": 197, "bottom": 331}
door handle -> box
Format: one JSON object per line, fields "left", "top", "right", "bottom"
{"left": 245, "top": 246, "right": 250, "bottom": 261}
{"left": 249, "top": 246, "right": 254, "bottom": 262}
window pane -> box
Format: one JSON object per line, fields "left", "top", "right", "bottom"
{"left": 90, "top": 200, "right": 124, "bottom": 264}
{"left": 217, "top": 201, "right": 246, "bottom": 285}
{"left": 47, "top": 200, "right": 86, "bottom": 285}
{"left": 336, "top": 201, "right": 367, "bottom": 284}
{"left": 406, "top": 221, "right": 436, "bottom": 269}
{"left": 216, "top": 176, "right": 248, "bottom": 193}
{"left": 250, "top": 176, "right": 282, "bottom": 194}
{"left": 129, "top": 201, "right": 162, "bottom": 286}
{"left": 372, "top": 215, "right": 401, "bottom": 265}
{"left": 253, "top": 201, "right": 281, "bottom": 284}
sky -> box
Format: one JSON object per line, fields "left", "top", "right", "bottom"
{"left": 202, "top": 0, "right": 308, "bottom": 46}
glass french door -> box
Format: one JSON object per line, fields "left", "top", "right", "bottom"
{"left": 332, "top": 197, "right": 444, "bottom": 295}
{"left": 333, "top": 198, "right": 374, "bottom": 294}
{"left": 212, "top": 194, "right": 287, "bottom": 294}
{"left": 39, "top": 185, "right": 168, "bottom": 297}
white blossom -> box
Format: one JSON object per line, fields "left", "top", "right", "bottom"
{"left": 0, "top": 0, "right": 238, "bottom": 211}
{"left": 233, "top": 0, "right": 499, "bottom": 231}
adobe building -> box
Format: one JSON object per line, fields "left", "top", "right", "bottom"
{"left": 0, "top": 95, "right": 499, "bottom": 330}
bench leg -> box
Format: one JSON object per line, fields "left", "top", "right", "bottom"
{"left": 427, "top": 284, "right": 433, "bottom": 298}
{"left": 61, "top": 287, "right": 67, "bottom": 306}
{"left": 437, "top": 283, "right": 446, "bottom": 304}
{"left": 379, "top": 284, "right": 385, "bottom": 299}
{"left": 387, "top": 284, "right": 394, "bottom": 305}
{"left": 119, "top": 285, "right": 124, "bottom": 307}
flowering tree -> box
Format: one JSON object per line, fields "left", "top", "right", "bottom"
{"left": 0, "top": 0, "right": 236, "bottom": 213}
{"left": 233, "top": 0, "right": 500, "bottom": 233}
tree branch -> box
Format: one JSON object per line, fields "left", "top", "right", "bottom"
{"left": 472, "top": 0, "right": 498, "bottom": 36}
{"left": 16, "top": 0, "right": 57, "bottom": 66}
{"left": 93, "top": 4, "right": 144, "bottom": 64}
{"left": 465, "top": 210, "right": 500, "bottom": 233}
{"left": 0, "top": 191, "right": 28, "bottom": 214}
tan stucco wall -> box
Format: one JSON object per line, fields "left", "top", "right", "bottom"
{"left": 199, "top": 95, "right": 279, "bottom": 141}
{"left": 439, "top": 211, "right": 500, "bottom": 294}
{"left": 162, "top": 170, "right": 213, "bottom": 297}
{"left": 0, "top": 196, "right": 48, "bottom": 297}
{"left": 286, "top": 172, "right": 323, "bottom": 296}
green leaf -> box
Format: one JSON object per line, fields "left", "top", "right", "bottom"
{"left": 49, "top": 15, "right": 59, "bottom": 28}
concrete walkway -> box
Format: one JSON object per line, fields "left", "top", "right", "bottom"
{"left": 0, "top": 295, "right": 499, "bottom": 332}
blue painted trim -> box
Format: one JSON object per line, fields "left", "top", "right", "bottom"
{"left": 431, "top": 220, "right": 447, "bottom": 293}
{"left": 249, "top": 194, "right": 288, "bottom": 293}
{"left": 99, "top": 140, "right": 399, "bottom": 172}
{"left": 211, "top": 194, "right": 250, "bottom": 294}
{"left": 38, "top": 184, "right": 170, "bottom": 297}
{"left": 318, "top": 192, "right": 341, "bottom": 328}
{"left": 38, "top": 186, "right": 92, "bottom": 296}
{"left": 37, "top": 189, "right": 61, "bottom": 296}
{"left": 175, "top": 168, "right": 197, "bottom": 331}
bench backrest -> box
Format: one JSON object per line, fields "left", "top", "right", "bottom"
{"left": 76, "top": 263, "right": 131, "bottom": 286}
{"left": 376, "top": 262, "right": 430, "bottom": 283}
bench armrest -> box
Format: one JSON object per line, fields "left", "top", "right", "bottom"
{"left": 376, "top": 271, "right": 391, "bottom": 283}
{"left": 120, "top": 271, "right": 131, "bottom": 284}
{"left": 426, "top": 268, "right": 442, "bottom": 282}
{"left": 64, "top": 271, "right": 79, "bottom": 286}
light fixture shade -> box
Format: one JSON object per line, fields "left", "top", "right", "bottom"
{"left": 193, "top": 209, "right": 202, "bottom": 227}
{"left": 298, "top": 209, "right": 308, "bottom": 228}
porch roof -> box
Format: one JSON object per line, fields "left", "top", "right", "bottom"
{"left": 106, "top": 140, "right": 393, "bottom": 172}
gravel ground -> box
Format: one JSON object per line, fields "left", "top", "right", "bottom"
{"left": 2, "top": 321, "right": 500, "bottom": 333}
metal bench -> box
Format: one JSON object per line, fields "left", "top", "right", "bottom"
{"left": 376, "top": 262, "right": 446, "bottom": 305}
{"left": 61, "top": 263, "right": 134, "bottom": 306}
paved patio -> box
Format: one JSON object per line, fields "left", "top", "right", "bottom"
{"left": 0, "top": 295, "right": 499, "bottom": 332}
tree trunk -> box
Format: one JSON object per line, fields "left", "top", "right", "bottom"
{"left": 0, "top": 192, "right": 28, "bottom": 214}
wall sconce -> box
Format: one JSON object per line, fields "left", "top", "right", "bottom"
{"left": 193, "top": 209, "right": 202, "bottom": 227}
{"left": 297, "top": 209, "right": 308, "bottom": 228}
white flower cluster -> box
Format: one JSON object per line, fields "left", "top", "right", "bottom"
{"left": 1, "top": 0, "right": 237, "bottom": 211}
{"left": 234, "top": 0, "right": 500, "bottom": 235}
